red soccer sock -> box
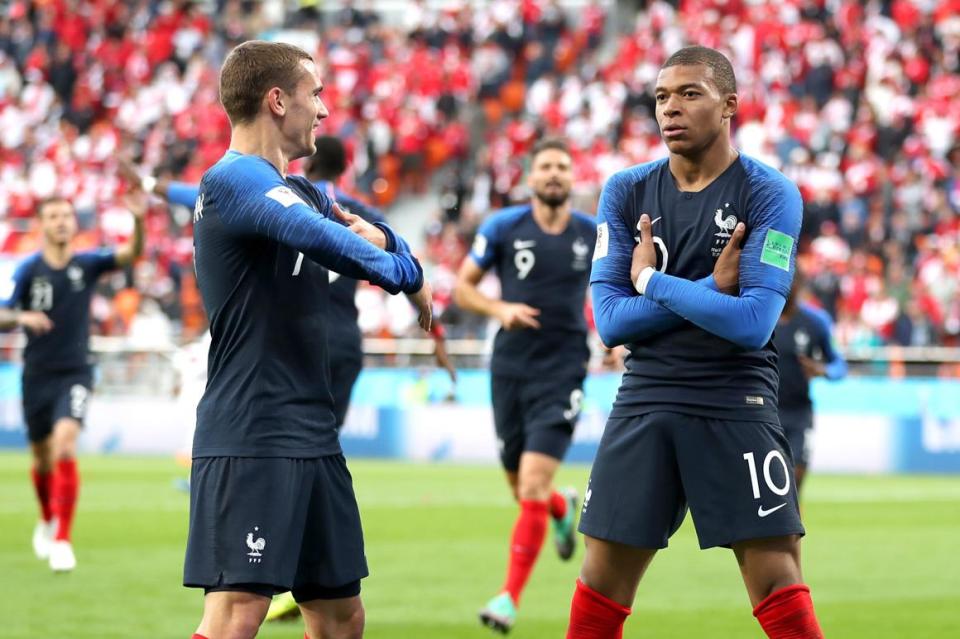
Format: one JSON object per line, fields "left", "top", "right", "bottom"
{"left": 51, "top": 458, "right": 79, "bottom": 542}
{"left": 31, "top": 465, "right": 54, "bottom": 522}
{"left": 549, "top": 490, "right": 568, "bottom": 520}
{"left": 753, "top": 584, "right": 824, "bottom": 639}
{"left": 501, "top": 499, "right": 549, "bottom": 606}
{"left": 191, "top": 635, "right": 208, "bottom": 639}
{"left": 566, "top": 578, "right": 631, "bottom": 639}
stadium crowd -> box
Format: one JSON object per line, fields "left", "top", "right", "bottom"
{"left": 0, "top": 0, "right": 958, "bottom": 348}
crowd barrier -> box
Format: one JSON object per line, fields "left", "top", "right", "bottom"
{"left": 1, "top": 365, "right": 957, "bottom": 474}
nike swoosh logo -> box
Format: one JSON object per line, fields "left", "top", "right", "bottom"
{"left": 513, "top": 240, "right": 536, "bottom": 249}
{"left": 757, "top": 503, "right": 786, "bottom": 518}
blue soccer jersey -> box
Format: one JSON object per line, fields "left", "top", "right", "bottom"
{"left": 468, "top": 204, "right": 596, "bottom": 379}
{"left": 4, "top": 250, "right": 117, "bottom": 374}
{"left": 590, "top": 154, "right": 802, "bottom": 421}
{"left": 774, "top": 303, "right": 847, "bottom": 410}
{"left": 191, "top": 151, "right": 422, "bottom": 458}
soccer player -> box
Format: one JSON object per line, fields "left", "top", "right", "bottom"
{"left": 774, "top": 274, "right": 847, "bottom": 492}
{"left": 568, "top": 47, "right": 825, "bottom": 638}
{"left": 454, "top": 138, "right": 597, "bottom": 633}
{"left": 183, "top": 41, "right": 431, "bottom": 639}
{"left": 0, "top": 193, "right": 146, "bottom": 572}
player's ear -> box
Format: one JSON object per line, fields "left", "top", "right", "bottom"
{"left": 722, "top": 92, "right": 738, "bottom": 122}
{"left": 266, "top": 86, "right": 286, "bottom": 117}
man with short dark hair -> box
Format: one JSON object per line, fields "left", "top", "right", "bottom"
{"left": 182, "top": 40, "right": 431, "bottom": 639}
{"left": 566, "top": 46, "right": 824, "bottom": 638}
{"left": 455, "top": 137, "right": 596, "bottom": 634}
{"left": 1, "top": 193, "right": 146, "bottom": 573}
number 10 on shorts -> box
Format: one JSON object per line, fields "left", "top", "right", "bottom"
{"left": 742, "top": 451, "right": 791, "bottom": 499}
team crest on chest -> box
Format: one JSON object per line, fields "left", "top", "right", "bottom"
{"left": 67, "top": 264, "right": 84, "bottom": 291}
{"left": 571, "top": 237, "right": 590, "bottom": 271}
{"left": 711, "top": 202, "right": 739, "bottom": 258}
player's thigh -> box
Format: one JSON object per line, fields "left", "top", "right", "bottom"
{"left": 673, "top": 417, "right": 805, "bottom": 550}
{"left": 184, "top": 457, "right": 315, "bottom": 592}
{"left": 578, "top": 413, "right": 687, "bottom": 550}
{"left": 491, "top": 374, "right": 525, "bottom": 472}
{"left": 297, "top": 594, "right": 364, "bottom": 639}
{"left": 51, "top": 417, "right": 81, "bottom": 459}
{"left": 292, "top": 454, "right": 369, "bottom": 592}
{"left": 520, "top": 374, "right": 586, "bottom": 463}
{"left": 779, "top": 407, "right": 813, "bottom": 469}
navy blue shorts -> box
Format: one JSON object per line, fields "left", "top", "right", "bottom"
{"left": 491, "top": 373, "right": 585, "bottom": 471}
{"left": 779, "top": 407, "right": 813, "bottom": 468}
{"left": 579, "top": 412, "right": 804, "bottom": 550}
{"left": 329, "top": 350, "right": 363, "bottom": 429}
{"left": 21, "top": 369, "right": 92, "bottom": 443}
{"left": 184, "top": 454, "right": 368, "bottom": 597}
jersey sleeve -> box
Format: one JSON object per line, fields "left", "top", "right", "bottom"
{"left": 79, "top": 249, "right": 119, "bottom": 279}
{"left": 2, "top": 258, "right": 32, "bottom": 309}
{"left": 167, "top": 182, "right": 201, "bottom": 208}
{"left": 738, "top": 171, "right": 803, "bottom": 297}
{"left": 204, "top": 158, "right": 423, "bottom": 296}
{"left": 588, "top": 170, "right": 717, "bottom": 346}
{"left": 468, "top": 214, "right": 502, "bottom": 270}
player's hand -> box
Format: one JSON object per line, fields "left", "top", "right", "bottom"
{"left": 117, "top": 159, "right": 142, "bottom": 188}
{"left": 17, "top": 311, "right": 53, "bottom": 334}
{"left": 123, "top": 190, "right": 149, "bottom": 219}
{"left": 630, "top": 214, "right": 657, "bottom": 285}
{"left": 333, "top": 203, "right": 387, "bottom": 250}
{"left": 798, "top": 355, "right": 826, "bottom": 379}
{"left": 407, "top": 281, "right": 433, "bottom": 332}
{"left": 712, "top": 221, "right": 746, "bottom": 294}
{"left": 433, "top": 336, "right": 458, "bottom": 383}
{"left": 496, "top": 302, "right": 541, "bottom": 330}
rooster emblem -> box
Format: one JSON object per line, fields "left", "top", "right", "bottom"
{"left": 714, "top": 205, "right": 738, "bottom": 238}
{"left": 246, "top": 526, "right": 266, "bottom": 560}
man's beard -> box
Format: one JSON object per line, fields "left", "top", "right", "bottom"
{"left": 535, "top": 188, "right": 569, "bottom": 208}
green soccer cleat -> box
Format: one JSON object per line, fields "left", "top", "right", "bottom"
{"left": 552, "top": 486, "right": 579, "bottom": 561}
{"left": 479, "top": 592, "right": 516, "bottom": 634}
{"left": 264, "top": 591, "right": 300, "bottom": 622}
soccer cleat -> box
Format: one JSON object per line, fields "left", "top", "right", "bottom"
{"left": 264, "top": 591, "right": 300, "bottom": 622}
{"left": 552, "top": 487, "right": 579, "bottom": 561}
{"left": 479, "top": 592, "right": 516, "bottom": 634}
{"left": 32, "top": 519, "right": 56, "bottom": 560}
{"left": 49, "top": 540, "right": 76, "bottom": 572}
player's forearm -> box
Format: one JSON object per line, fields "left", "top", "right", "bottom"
{"left": 645, "top": 273, "right": 784, "bottom": 350}
{"left": 166, "top": 182, "right": 200, "bottom": 208}
{"left": 592, "top": 275, "right": 719, "bottom": 346}
{"left": 117, "top": 215, "right": 145, "bottom": 265}
{"left": 0, "top": 308, "right": 19, "bottom": 330}
{"left": 453, "top": 281, "right": 503, "bottom": 320}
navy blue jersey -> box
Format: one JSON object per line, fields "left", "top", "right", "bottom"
{"left": 469, "top": 205, "right": 596, "bottom": 379}
{"left": 774, "top": 303, "right": 846, "bottom": 410}
{"left": 314, "top": 180, "right": 387, "bottom": 360}
{"left": 192, "top": 151, "right": 422, "bottom": 458}
{"left": 169, "top": 179, "right": 385, "bottom": 363}
{"left": 4, "top": 250, "right": 117, "bottom": 375}
{"left": 591, "top": 155, "right": 801, "bottom": 422}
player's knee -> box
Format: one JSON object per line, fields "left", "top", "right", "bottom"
{"left": 328, "top": 603, "right": 365, "bottom": 639}
{"left": 222, "top": 611, "right": 266, "bottom": 639}
{"left": 516, "top": 480, "right": 550, "bottom": 502}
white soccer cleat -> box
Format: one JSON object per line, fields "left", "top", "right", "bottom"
{"left": 49, "top": 540, "right": 76, "bottom": 572}
{"left": 32, "top": 519, "right": 56, "bottom": 560}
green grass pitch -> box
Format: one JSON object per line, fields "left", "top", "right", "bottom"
{"left": 2, "top": 453, "right": 958, "bottom": 638}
